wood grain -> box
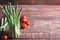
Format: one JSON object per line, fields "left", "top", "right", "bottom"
{"left": 1, "top": 0, "right": 60, "bottom": 5}
{"left": 20, "top": 5, "right": 60, "bottom": 40}
{"left": 0, "top": 5, "right": 60, "bottom": 40}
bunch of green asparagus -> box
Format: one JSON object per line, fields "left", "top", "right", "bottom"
{"left": 0, "top": 3, "right": 22, "bottom": 38}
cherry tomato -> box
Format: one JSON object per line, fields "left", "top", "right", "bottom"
{"left": 25, "top": 20, "right": 30, "bottom": 26}
{"left": 21, "top": 15, "right": 27, "bottom": 22}
{"left": 21, "top": 18, "right": 27, "bottom": 22}
{"left": 21, "top": 15, "right": 26, "bottom": 19}
{"left": 2, "top": 35, "right": 7, "bottom": 40}
{"left": 21, "top": 23, "right": 27, "bottom": 29}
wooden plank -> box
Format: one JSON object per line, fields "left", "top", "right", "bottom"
{"left": 1, "top": 0, "right": 60, "bottom": 5}
{"left": 19, "top": 5, "right": 60, "bottom": 39}
{"left": 0, "top": 5, "right": 60, "bottom": 39}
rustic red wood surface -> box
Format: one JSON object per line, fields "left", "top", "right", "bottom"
{"left": 1, "top": 0, "right": 60, "bottom": 5}
{"left": 1, "top": 5, "right": 60, "bottom": 40}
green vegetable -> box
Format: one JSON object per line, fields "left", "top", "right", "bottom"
{"left": 0, "top": 17, "right": 8, "bottom": 32}
{"left": 2, "top": 3, "right": 22, "bottom": 38}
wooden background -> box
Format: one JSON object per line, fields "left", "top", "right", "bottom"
{"left": 0, "top": 0, "right": 60, "bottom": 5}
{"left": 20, "top": 5, "right": 60, "bottom": 40}
{"left": 0, "top": 5, "right": 60, "bottom": 40}
{"left": 0, "top": 0, "right": 60, "bottom": 40}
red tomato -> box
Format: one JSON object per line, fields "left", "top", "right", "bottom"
{"left": 21, "top": 23, "right": 27, "bottom": 29}
{"left": 21, "top": 15, "right": 27, "bottom": 22}
{"left": 2, "top": 35, "right": 7, "bottom": 40}
{"left": 21, "top": 15, "right": 26, "bottom": 19}
{"left": 25, "top": 20, "right": 30, "bottom": 26}
{"left": 21, "top": 18, "right": 27, "bottom": 22}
